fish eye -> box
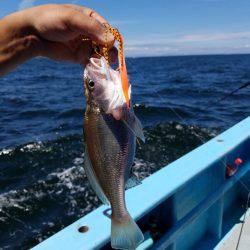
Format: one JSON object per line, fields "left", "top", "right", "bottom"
{"left": 88, "top": 80, "right": 95, "bottom": 89}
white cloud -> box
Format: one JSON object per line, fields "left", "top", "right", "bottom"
{"left": 125, "top": 44, "right": 181, "bottom": 57}
{"left": 124, "top": 31, "right": 250, "bottom": 56}
{"left": 127, "top": 31, "right": 250, "bottom": 47}
{"left": 18, "top": 0, "right": 36, "bottom": 11}
{"left": 125, "top": 43, "right": 250, "bottom": 57}
{"left": 182, "top": 32, "right": 250, "bottom": 42}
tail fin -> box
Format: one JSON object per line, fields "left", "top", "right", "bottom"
{"left": 111, "top": 214, "right": 144, "bottom": 249}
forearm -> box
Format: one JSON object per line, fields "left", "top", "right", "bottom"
{"left": 0, "top": 11, "right": 41, "bottom": 76}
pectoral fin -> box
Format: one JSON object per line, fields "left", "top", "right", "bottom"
{"left": 84, "top": 148, "right": 109, "bottom": 205}
{"left": 122, "top": 109, "right": 145, "bottom": 142}
{"left": 125, "top": 173, "right": 141, "bottom": 190}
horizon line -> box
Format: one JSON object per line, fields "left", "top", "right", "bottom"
{"left": 125, "top": 52, "right": 250, "bottom": 59}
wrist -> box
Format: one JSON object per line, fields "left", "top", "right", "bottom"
{"left": 8, "top": 9, "right": 42, "bottom": 56}
{"left": 0, "top": 11, "right": 42, "bottom": 76}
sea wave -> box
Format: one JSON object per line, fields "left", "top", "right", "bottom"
{"left": 0, "top": 121, "right": 220, "bottom": 250}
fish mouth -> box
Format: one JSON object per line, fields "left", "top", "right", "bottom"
{"left": 88, "top": 58, "right": 102, "bottom": 70}
{"left": 87, "top": 57, "right": 113, "bottom": 83}
{"left": 85, "top": 57, "right": 107, "bottom": 82}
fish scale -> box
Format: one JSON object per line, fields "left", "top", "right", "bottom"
{"left": 84, "top": 107, "right": 135, "bottom": 219}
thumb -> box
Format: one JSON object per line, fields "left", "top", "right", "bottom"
{"left": 39, "top": 39, "right": 92, "bottom": 65}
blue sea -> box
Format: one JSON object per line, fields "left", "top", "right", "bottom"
{"left": 0, "top": 54, "right": 249, "bottom": 249}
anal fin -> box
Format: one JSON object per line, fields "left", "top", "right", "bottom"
{"left": 84, "top": 148, "right": 109, "bottom": 205}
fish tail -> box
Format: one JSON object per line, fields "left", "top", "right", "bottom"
{"left": 111, "top": 213, "right": 144, "bottom": 249}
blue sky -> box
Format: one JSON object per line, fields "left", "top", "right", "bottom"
{"left": 1, "top": 0, "right": 250, "bottom": 56}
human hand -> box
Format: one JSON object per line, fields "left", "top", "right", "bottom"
{"left": 28, "top": 4, "right": 116, "bottom": 65}
{"left": 0, "top": 4, "right": 116, "bottom": 76}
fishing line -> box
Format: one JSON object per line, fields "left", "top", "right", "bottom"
{"left": 125, "top": 58, "right": 217, "bottom": 145}
{"left": 126, "top": 57, "right": 249, "bottom": 133}
{"left": 125, "top": 57, "right": 246, "bottom": 177}
{"left": 126, "top": 57, "right": 250, "bottom": 249}
{"left": 218, "top": 81, "right": 250, "bottom": 102}
{"left": 235, "top": 183, "right": 249, "bottom": 250}
{"left": 238, "top": 178, "right": 250, "bottom": 193}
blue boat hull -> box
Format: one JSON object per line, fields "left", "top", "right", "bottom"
{"left": 33, "top": 117, "right": 250, "bottom": 250}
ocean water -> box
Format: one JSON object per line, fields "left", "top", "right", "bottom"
{"left": 0, "top": 54, "right": 249, "bottom": 249}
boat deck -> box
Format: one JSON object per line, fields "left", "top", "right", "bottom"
{"left": 217, "top": 209, "right": 250, "bottom": 250}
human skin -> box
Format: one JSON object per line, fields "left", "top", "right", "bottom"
{"left": 0, "top": 4, "right": 116, "bottom": 76}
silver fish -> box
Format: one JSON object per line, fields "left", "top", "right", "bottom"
{"left": 83, "top": 57, "right": 145, "bottom": 249}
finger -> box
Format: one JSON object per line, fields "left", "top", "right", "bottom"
{"left": 82, "top": 8, "right": 108, "bottom": 26}
{"left": 108, "top": 46, "right": 118, "bottom": 64}
{"left": 95, "top": 44, "right": 118, "bottom": 64}
{"left": 74, "top": 40, "right": 92, "bottom": 66}
{"left": 66, "top": 8, "right": 114, "bottom": 48}
{"left": 67, "top": 34, "right": 85, "bottom": 52}
{"left": 40, "top": 39, "right": 91, "bottom": 65}
{"left": 66, "top": 36, "right": 116, "bottom": 65}
{"left": 64, "top": 4, "right": 108, "bottom": 26}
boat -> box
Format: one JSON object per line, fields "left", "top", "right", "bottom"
{"left": 32, "top": 117, "right": 250, "bottom": 250}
